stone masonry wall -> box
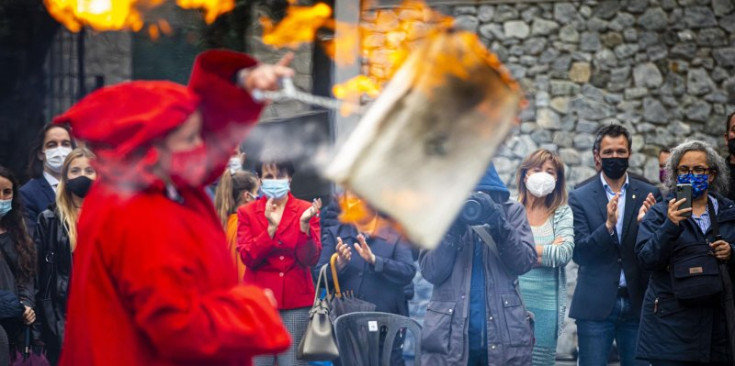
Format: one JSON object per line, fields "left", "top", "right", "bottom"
{"left": 367, "top": 0, "right": 735, "bottom": 191}
{"left": 388, "top": 0, "right": 735, "bottom": 359}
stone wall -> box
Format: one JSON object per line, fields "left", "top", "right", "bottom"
{"left": 368, "top": 0, "right": 735, "bottom": 190}
{"left": 372, "top": 0, "right": 735, "bottom": 359}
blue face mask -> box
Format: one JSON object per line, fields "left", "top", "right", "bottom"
{"left": 261, "top": 179, "right": 290, "bottom": 199}
{"left": 677, "top": 173, "right": 709, "bottom": 199}
{"left": 0, "top": 199, "right": 11, "bottom": 218}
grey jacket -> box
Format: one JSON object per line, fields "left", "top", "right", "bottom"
{"left": 418, "top": 200, "right": 537, "bottom": 366}
{"left": 539, "top": 204, "right": 575, "bottom": 337}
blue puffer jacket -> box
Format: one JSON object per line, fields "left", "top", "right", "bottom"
{"left": 636, "top": 193, "right": 735, "bottom": 363}
{"left": 418, "top": 165, "right": 537, "bottom": 366}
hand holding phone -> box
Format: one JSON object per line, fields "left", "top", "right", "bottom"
{"left": 668, "top": 184, "right": 693, "bottom": 225}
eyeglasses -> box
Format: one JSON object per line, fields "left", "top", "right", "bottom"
{"left": 676, "top": 166, "right": 715, "bottom": 175}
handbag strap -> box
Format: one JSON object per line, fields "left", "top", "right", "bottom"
{"left": 313, "top": 264, "right": 330, "bottom": 307}
{"left": 708, "top": 201, "right": 721, "bottom": 240}
{"left": 329, "top": 253, "right": 342, "bottom": 298}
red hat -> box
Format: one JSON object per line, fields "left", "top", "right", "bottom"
{"left": 53, "top": 81, "right": 200, "bottom": 156}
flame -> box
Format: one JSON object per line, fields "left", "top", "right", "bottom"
{"left": 337, "top": 192, "right": 410, "bottom": 240}
{"left": 45, "top": 0, "right": 233, "bottom": 33}
{"left": 260, "top": 0, "right": 521, "bottom": 114}
{"left": 260, "top": 3, "right": 332, "bottom": 49}
{"left": 44, "top": 0, "right": 147, "bottom": 32}
{"left": 176, "top": 0, "right": 234, "bottom": 24}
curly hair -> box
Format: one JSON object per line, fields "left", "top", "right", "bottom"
{"left": 664, "top": 140, "right": 730, "bottom": 196}
{"left": 0, "top": 166, "right": 36, "bottom": 281}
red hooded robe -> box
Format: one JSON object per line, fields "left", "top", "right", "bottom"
{"left": 53, "top": 50, "right": 290, "bottom": 365}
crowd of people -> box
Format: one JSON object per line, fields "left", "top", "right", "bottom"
{"left": 0, "top": 48, "right": 735, "bottom": 366}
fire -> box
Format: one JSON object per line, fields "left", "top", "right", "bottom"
{"left": 260, "top": 3, "right": 332, "bottom": 49}
{"left": 176, "top": 0, "right": 234, "bottom": 24}
{"left": 261, "top": 0, "right": 521, "bottom": 114}
{"left": 44, "top": 0, "right": 148, "bottom": 32}
{"left": 44, "top": 0, "right": 233, "bottom": 33}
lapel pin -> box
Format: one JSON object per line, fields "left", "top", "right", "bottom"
{"left": 632, "top": 194, "right": 636, "bottom": 200}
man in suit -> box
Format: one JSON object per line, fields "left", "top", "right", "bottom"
{"left": 19, "top": 124, "right": 74, "bottom": 234}
{"left": 569, "top": 124, "right": 661, "bottom": 366}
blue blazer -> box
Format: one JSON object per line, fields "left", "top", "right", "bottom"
{"left": 568, "top": 175, "right": 661, "bottom": 321}
{"left": 19, "top": 177, "right": 55, "bottom": 236}
{"left": 317, "top": 222, "right": 416, "bottom": 316}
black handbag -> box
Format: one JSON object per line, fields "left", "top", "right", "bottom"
{"left": 296, "top": 263, "right": 339, "bottom": 361}
{"left": 669, "top": 204, "right": 723, "bottom": 303}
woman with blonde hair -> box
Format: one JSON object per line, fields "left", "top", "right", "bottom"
{"left": 215, "top": 168, "right": 260, "bottom": 281}
{"left": 34, "top": 147, "right": 96, "bottom": 364}
{"left": 516, "top": 148, "right": 575, "bottom": 366}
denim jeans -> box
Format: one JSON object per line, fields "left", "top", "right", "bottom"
{"left": 576, "top": 296, "right": 647, "bottom": 366}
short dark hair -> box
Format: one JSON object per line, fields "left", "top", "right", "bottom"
{"left": 255, "top": 160, "right": 295, "bottom": 178}
{"left": 26, "top": 124, "right": 76, "bottom": 179}
{"left": 593, "top": 124, "right": 631, "bottom": 154}
{"left": 659, "top": 148, "right": 670, "bottom": 156}
{"left": 726, "top": 111, "right": 735, "bottom": 133}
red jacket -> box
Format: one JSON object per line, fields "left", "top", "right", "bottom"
{"left": 238, "top": 194, "right": 321, "bottom": 310}
{"left": 58, "top": 50, "right": 290, "bottom": 365}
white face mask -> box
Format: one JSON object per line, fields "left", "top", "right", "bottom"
{"left": 227, "top": 156, "right": 243, "bottom": 175}
{"left": 526, "top": 172, "right": 557, "bottom": 198}
{"left": 44, "top": 147, "right": 72, "bottom": 174}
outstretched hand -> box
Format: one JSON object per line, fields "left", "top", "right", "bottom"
{"left": 239, "top": 53, "right": 295, "bottom": 93}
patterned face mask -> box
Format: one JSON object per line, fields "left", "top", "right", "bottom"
{"left": 677, "top": 173, "right": 709, "bottom": 199}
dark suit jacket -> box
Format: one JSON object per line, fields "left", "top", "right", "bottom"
{"left": 569, "top": 174, "right": 661, "bottom": 321}
{"left": 19, "top": 177, "right": 55, "bottom": 236}
{"left": 575, "top": 171, "right": 653, "bottom": 189}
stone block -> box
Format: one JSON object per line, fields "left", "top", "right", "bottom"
{"left": 478, "top": 5, "right": 495, "bottom": 22}
{"left": 713, "top": 0, "right": 735, "bottom": 16}
{"left": 638, "top": 8, "right": 668, "bottom": 31}
{"left": 495, "top": 5, "right": 520, "bottom": 22}
{"left": 504, "top": 21, "right": 530, "bottom": 39}
{"left": 615, "top": 44, "right": 639, "bottom": 59}
{"left": 574, "top": 133, "right": 596, "bottom": 149}
{"left": 560, "top": 25, "right": 580, "bottom": 43}
{"left": 634, "top": 63, "right": 664, "bottom": 88}
{"left": 593, "top": 1, "right": 622, "bottom": 19}
{"left": 559, "top": 148, "right": 582, "bottom": 165}
{"left": 453, "top": 16, "right": 479, "bottom": 32}
{"left": 537, "top": 108, "right": 562, "bottom": 129}
{"left": 572, "top": 97, "right": 616, "bottom": 120}
{"left": 569, "top": 62, "right": 592, "bottom": 83}
{"left": 685, "top": 100, "right": 712, "bottom": 122}
{"left": 551, "top": 97, "right": 571, "bottom": 114}
{"left": 713, "top": 48, "right": 735, "bottom": 68}
{"left": 685, "top": 7, "right": 718, "bottom": 28}
{"left": 553, "top": 131, "right": 575, "bottom": 147}
{"left": 594, "top": 49, "right": 619, "bottom": 70}
{"left": 643, "top": 97, "right": 669, "bottom": 124}
{"left": 580, "top": 32, "right": 601, "bottom": 51}
{"left": 551, "top": 80, "right": 581, "bottom": 96}
{"left": 687, "top": 68, "right": 716, "bottom": 95}
{"left": 625, "top": 87, "right": 649, "bottom": 99}
{"left": 532, "top": 18, "right": 560, "bottom": 36}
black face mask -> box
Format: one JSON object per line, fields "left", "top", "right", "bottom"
{"left": 728, "top": 139, "right": 735, "bottom": 156}
{"left": 601, "top": 157, "right": 629, "bottom": 180}
{"left": 66, "top": 176, "right": 93, "bottom": 198}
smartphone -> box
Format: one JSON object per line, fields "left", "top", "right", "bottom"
{"left": 676, "top": 184, "right": 693, "bottom": 218}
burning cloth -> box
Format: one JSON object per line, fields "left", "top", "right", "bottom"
{"left": 326, "top": 30, "right": 524, "bottom": 250}
{"left": 52, "top": 50, "right": 290, "bottom": 365}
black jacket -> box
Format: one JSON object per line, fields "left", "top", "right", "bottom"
{"left": 317, "top": 222, "right": 416, "bottom": 316}
{"left": 635, "top": 194, "right": 735, "bottom": 363}
{"left": 569, "top": 174, "right": 661, "bottom": 320}
{"left": 19, "top": 177, "right": 55, "bottom": 236}
{"left": 33, "top": 208, "right": 71, "bottom": 358}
